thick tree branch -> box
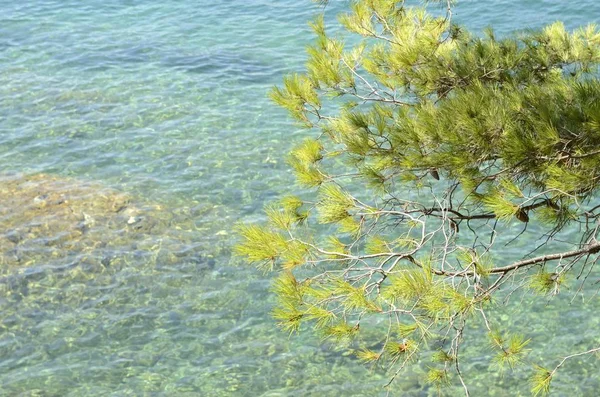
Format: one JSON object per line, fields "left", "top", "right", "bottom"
{"left": 423, "top": 241, "right": 600, "bottom": 278}
{"left": 487, "top": 241, "right": 600, "bottom": 274}
{"left": 420, "top": 199, "right": 553, "bottom": 221}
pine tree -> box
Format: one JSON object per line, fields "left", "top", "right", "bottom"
{"left": 237, "top": 1, "right": 600, "bottom": 394}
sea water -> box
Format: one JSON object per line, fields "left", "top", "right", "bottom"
{"left": 1, "top": 1, "right": 599, "bottom": 395}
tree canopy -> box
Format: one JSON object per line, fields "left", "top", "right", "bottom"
{"left": 236, "top": 1, "right": 600, "bottom": 395}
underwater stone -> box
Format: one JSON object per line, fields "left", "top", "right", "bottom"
{"left": 100, "top": 256, "right": 113, "bottom": 267}
{"left": 4, "top": 230, "right": 23, "bottom": 245}
{"left": 45, "top": 338, "right": 69, "bottom": 358}
{"left": 0, "top": 172, "right": 209, "bottom": 305}
{"left": 207, "top": 258, "right": 216, "bottom": 269}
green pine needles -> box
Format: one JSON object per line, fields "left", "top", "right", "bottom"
{"left": 236, "top": 0, "right": 600, "bottom": 394}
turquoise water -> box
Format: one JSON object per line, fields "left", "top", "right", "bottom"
{"left": 1, "top": 1, "right": 600, "bottom": 396}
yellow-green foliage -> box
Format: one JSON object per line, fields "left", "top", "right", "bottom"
{"left": 235, "top": 225, "right": 287, "bottom": 270}
{"left": 397, "top": 322, "right": 419, "bottom": 338}
{"left": 322, "top": 321, "right": 359, "bottom": 343}
{"left": 337, "top": 216, "right": 361, "bottom": 236}
{"left": 426, "top": 368, "right": 450, "bottom": 388}
{"left": 432, "top": 350, "right": 455, "bottom": 363}
{"left": 398, "top": 320, "right": 433, "bottom": 341}
{"left": 280, "top": 239, "right": 309, "bottom": 270}
{"left": 324, "top": 236, "right": 350, "bottom": 260}
{"left": 317, "top": 183, "right": 355, "bottom": 223}
{"left": 333, "top": 279, "right": 381, "bottom": 312}
{"left": 355, "top": 348, "right": 381, "bottom": 363}
{"left": 499, "top": 177, "right": 525, "bottom": 199}
{"left": 382, "top": 267, "right": 433, "bottom": 304}
{"left": 304, "top": 305, "right": 336, "bottom": 330}
{"left": 530, "top": 271, "right": 563, "bottom": 295}
{"left": 530, "top": 366, "right": 553, "bottom": 396}
{"left": 279, "top": 195, "right": 308, "bottom": 223}
{"left": 385, "top": 339, "right": 418, "bottom": 362}
{"left": 456, "top": 248, "right": 493, "bottom": 278}
{"left": 270, "top": 74, "right": 320, "bottom": 125}
{"left": 271, "top": 272, "right": 306, "bottom": 334}
{"left": 265, "top": 204, "right": 296, "bottom": 231}
{"left": 280, "top": 195, "right": 303, "bottom": 211}
{"left": 237, "top": 0, "right": 600, "bottom": 393}
{"left": 365, "top": 235, "right": 389, "bottom": 255}
{"left": 290, "top": 138, "right": 323, "bottom": 166}
{"left": 288, "top": 152, "right": 325, "bottom": 187}
{"left": 489, "top": 332, "right": 531, "bottom": 371}
{"left": 481, "top": 189, "right": 519, "bottom": 221}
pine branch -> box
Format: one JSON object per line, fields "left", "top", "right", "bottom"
{"left": 486, "top": 241, "right": 600, "bottom": 275}
{"left": 553, "top": 346, "right": 600, "bottom": 374}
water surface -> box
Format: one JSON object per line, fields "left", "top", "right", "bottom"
{"left": 1, "top": 1, "right": 599, "bottom": 395}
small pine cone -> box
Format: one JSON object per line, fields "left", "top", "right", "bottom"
{"left": 450, "top": 220, "right": 459, "bottom": 234}
{"left": 516, "top": 209, "right": 529, "bottom": 223}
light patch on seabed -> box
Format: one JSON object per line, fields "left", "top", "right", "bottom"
{"left": 0, "top": 172, "right": 216, "bottom": 274}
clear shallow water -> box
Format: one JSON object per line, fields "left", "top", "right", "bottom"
{"left": 1, "top": 1, "right": 600, "bottom": 396}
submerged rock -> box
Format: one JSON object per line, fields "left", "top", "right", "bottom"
{"left": 0, "top": 173, "right": 210, "bottom": 290}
